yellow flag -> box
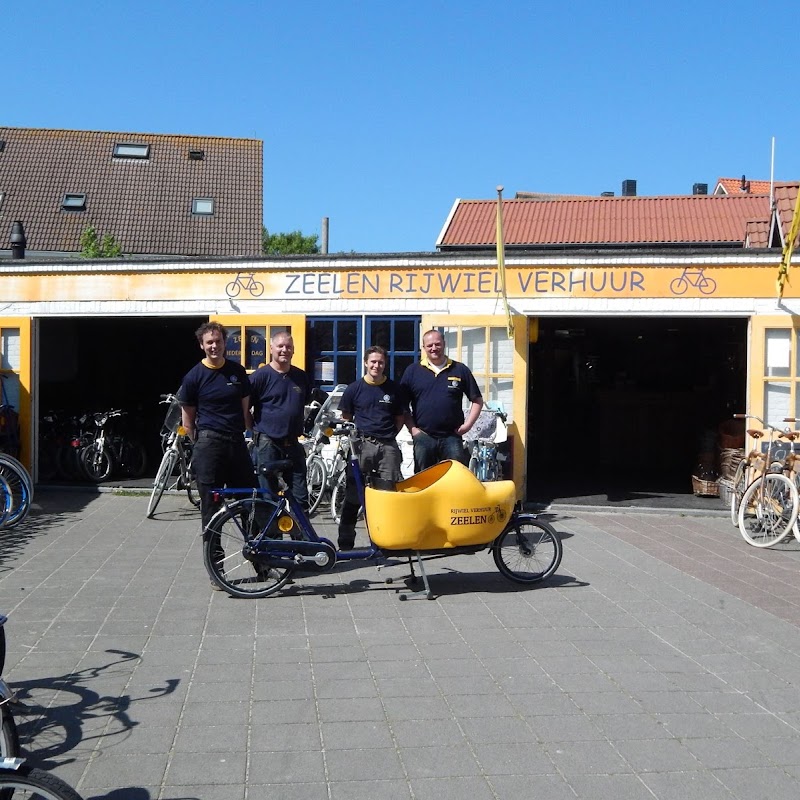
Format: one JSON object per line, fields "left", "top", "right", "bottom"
{"left": 777, "top": 184, "right": 800, "bottom": 299}
{"left": 496, "top": 186, "right": 514, "bottom": 339}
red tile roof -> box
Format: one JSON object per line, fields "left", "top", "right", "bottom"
{"left": 714, "top": 177, "right": 772, "bottom": 195}
{"left": 0, "top": 127, "right": 263, "bottom": 257}
{"left": 772, "top": 182, "right": 800, "bottom": 248}
{"left": 437, "top": 194, "right": 771, "bottom": 249}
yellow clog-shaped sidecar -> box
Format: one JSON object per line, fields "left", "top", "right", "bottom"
{"left": 365, "top": 460, "right": 516, "bottom": 551}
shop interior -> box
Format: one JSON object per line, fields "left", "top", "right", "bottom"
{"left": 527, "top": 316, "right": 748, "bottom": 502}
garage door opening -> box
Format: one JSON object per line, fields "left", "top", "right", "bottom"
{"left": 37, "top": 316, "right": 207, "bottom": 482}
{"left": 527, "top": 316, "right": 747, "bottom": 502}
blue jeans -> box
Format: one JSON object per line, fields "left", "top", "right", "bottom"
{"left": 412, "top": 431, "right": 468, "bottom": 472}
{"left": 255, "top": 434, "right": 308, "bottom": 507}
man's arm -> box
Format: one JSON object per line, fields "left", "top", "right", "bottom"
{"left": 181, "top": 405, "right": 197, "bottom": 441}
{"left": 456, "top": 396, "right": 484, "bottom": 436}
{"left": 242, "top": 395, "right": 254, "bottom": 431}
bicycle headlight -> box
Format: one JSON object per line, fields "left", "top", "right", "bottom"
{"left": 278, "top": 515, "right": 294, "bottom": 533}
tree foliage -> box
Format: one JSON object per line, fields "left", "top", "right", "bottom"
{"left": 80, "top": 226, "right": 123, "bottom": 258}
{"left": 262, "top": 226, "right": 319, "bottom": 255}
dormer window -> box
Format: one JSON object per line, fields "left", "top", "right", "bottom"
{"left": 113, "top": 143, "right": 150, "bottom": 159}
{"left": 62, "top": 193, "right": 87, "bottom": 211}
{"left": 192, "top": 198, "right": 215, "bottom": 216}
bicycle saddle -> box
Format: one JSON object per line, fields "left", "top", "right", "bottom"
{"left": 366, "top": 460, "right": 516, "bottom": 551}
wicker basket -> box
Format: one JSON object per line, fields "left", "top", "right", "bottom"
{"left": 691, "top": 475, "right": 720, "bottom": 497}
{"left": 718, "top": 477, "right": 734, "bottom": 506}
{"left": 719, "top": 448, "right": 745, "bottom": 481}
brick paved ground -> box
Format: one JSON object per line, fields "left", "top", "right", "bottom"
{"left": 0, "top": 490, "right": 798, "bottom": 799}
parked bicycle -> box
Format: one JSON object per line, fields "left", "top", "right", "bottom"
{"left": 146, "top": 394, "right": 198, "bottom": 518}
{"left": 732, "top": 413, "right": 799, "bottom": 547}
{"left": 0, "top": 453, "right": 32, "bottom": 530}
{"left": 81, "top": 409, "right": 147, "bottom": 483}
{"left": 203, "top": 431, "right": 563, "bottom": 600}
{"left": 0, "top": 614, "right": 85, "bottom": 800}
{"left": 464, "top": 405, "right": 508, "bottom": 481}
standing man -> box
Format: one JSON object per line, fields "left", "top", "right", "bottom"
{"left": 179, "top": 322, "right": 256, "bottom": 535}
{"left": 337, "top": 345, "right": 406, "bottom": 550}
{"left": 250, "top": 331, "right": 311, "bottom": 505}
{"left": 401, "top": 328, "right": 484, "bottom": 472}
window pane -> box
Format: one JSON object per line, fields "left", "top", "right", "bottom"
{"left": 764, "top": 381, "right": 790, "bottom": 428}
{"left": 269, "top": 325, "right": 291, "bottom": 339}
{"left": 0, "top": 329, "right": 20, "bottom": 371}
{"left": 311, "top": 321, "right": 334, "bottom": 351}
{"left": 0, "top": 373, "right": 19, "bottom": 410}
{"left": 246, "top": 326, "right": 267, "bottom": 370}
{"left": 226, "top": 327, "right": 242, "bottom": 364}
{"left": 394, "top": 320, "right": 417, "bottom": 351}
{"left": 338, "top": 355, "right": 357, "bottom": 385}
{"left": 370, "top": 321, "right": 391, "bottom": 350}
{"left": 392, "top": 354, "right": 414, "bottom": 381}
{"left": 338, "top": 321, "right": 358, "bottom": 350}
{"left": 487, "top": 378, "right": 514, "bottom": 420}
{"left": 765, "top": 329, "right": 791, "bottom": 377}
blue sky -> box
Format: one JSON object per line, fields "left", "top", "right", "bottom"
{"left": 7, "top": 0, "right": 797, "bottom": 253}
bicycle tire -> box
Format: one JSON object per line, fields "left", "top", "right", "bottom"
{"left": 738, "top": 472, "right": 798, "bottom": 547}
{"left": 492, "top": 514, "right": 562, "bottom": 584}
{"left": 306, "top": 455, "right": 327, "bottom": 514}
{"left": 80, "top": 444, "right": 113, "bottom": 482}
{"left": 729, "top": 458, "right": 748, "bottom": 527}
{"left": 330, "top": 469, "right": 363, "bottom": 524}
{"left": 0, "top": 461, "right": 31, "bottom": 529}
{"left": 121, "top": 440, "right": 148, "bottom": 479}
{"left": 0, "top": 765, "right": 84, "bottom": 800}
{"left": 183, "top": 462, "right": 199, "bottom": 508}
{"left": 147, "top": 449, "right": 178, "bottom": 518}
{"left": 0, "top": 454, "right": 32, "bottom": 500}
{"left": 204, "top": 498, "right": 295, "bottom": 598}
{"left": 0, "top": 475, "right": 11, "bottom": 528}
{"left": 0, "top": 705, "right": 20, "bottom": 759}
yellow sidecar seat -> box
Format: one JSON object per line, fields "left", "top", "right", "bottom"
{"left": 366, "top": 460, "right": 516, "bottom": 551}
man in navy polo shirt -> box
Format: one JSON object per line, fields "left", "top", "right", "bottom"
{"left": 179, "top": 322, "right": 256, "bottom": 534}
{"left": 337, "top": 345, "right": 406, "bottom": 550}
{"left": 400, "top": 329, "right": 484, "bottom": 472}
{"left": 250, "top": 331, "right": 312, "bottom": 506}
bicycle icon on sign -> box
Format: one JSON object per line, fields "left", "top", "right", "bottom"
{"left": 669, "top": 267, "right": 717, "bottom": 295}
{"left": 226, "top": 272, "right": 265, "bottom": 298}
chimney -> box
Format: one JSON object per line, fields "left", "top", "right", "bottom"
{"left": 321, "top": 217, "right": 329, "bottom": 255}
{"left": 693, "top": 183, "right": 708, "bottom": 195}
{"left": 621, "top": 179, "right": 637, "bottom": 197}
{"left": 10, "top": 221, "right": 26, "bottom": 259}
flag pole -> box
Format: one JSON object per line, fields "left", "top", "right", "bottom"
{"left": 496, "top": 186, "right": 514, "bottom": 339}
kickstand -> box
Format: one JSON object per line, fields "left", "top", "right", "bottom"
{"left": 399, "top": 552, "right": 435, "bottom": 601}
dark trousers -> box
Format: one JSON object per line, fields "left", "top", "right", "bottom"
{"left": 192, "top": 432, "right": 257, "bottom": 532}
{"left": 412, "top": 431, "right": 468, "bottom": 472}
{"left": 255, "top": 435, "right": 308, "bottom": 507}
{"left": 339, "top": 438, "right": 402, "bottom": 548}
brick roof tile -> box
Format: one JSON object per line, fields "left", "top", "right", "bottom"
{"left": 0, "top": 127, "right": 263, "bottom": 256}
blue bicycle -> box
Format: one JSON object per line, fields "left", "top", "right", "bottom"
{"left": 203, "top": 435, "right": 563, "bottom": 600}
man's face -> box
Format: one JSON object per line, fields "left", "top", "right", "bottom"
{"left": 422, "top": 332, "right": 446, "bottom": 365}
{"left": 200, "top": 330, "right": 225, "bottom": 361}
{"left": 365, "top": 353, "right": 386, "bottom": 380}
{"left": 270, "top": 335, "right": 295, "bottom": 366}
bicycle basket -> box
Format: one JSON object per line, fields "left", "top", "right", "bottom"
{"left": 162, "top": 396, "right": 183, "bottom": 432}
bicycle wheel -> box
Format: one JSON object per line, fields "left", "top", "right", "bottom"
{"left": 204, "top": 498, "right": 295, "bottom": 598}
{"left": 147, "top": 449, "right": 177, "bottom": 518}
{"left": 0, "top": 706, "right": 20, "bottom": 759}
{"left": 492, "top": 515, "right": 562, "bottom": 584}
{"left": 0, "top": 475, "right": 11, "bottom": 528}
{"left": 121, "top": 440, "right": 148, "bottom": 478}
{"left": 306, "top": 456, "right": 327, "bottom": 514}
{"left": 0, "top": 454, "right": 32, "bottom": 500}
{"left": 80, "top": 444, "right": 113, "bottom": 482}
{"left": 738, "top": 472, "right": 798, "bottom": 547}
{"left": 0, "top": 461, "right": 31, "bottom": 529}
{"left": 330, "top": 469, "right": 363, "bottom": 523}
{"left": 729, "top": 458, "right": 748, "bottom": 527}
{"left": 182, "top": 461, "right": 199, "bottom": 508}
{"left": 0, "top": 765, "right": 83, "bottom": 800}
